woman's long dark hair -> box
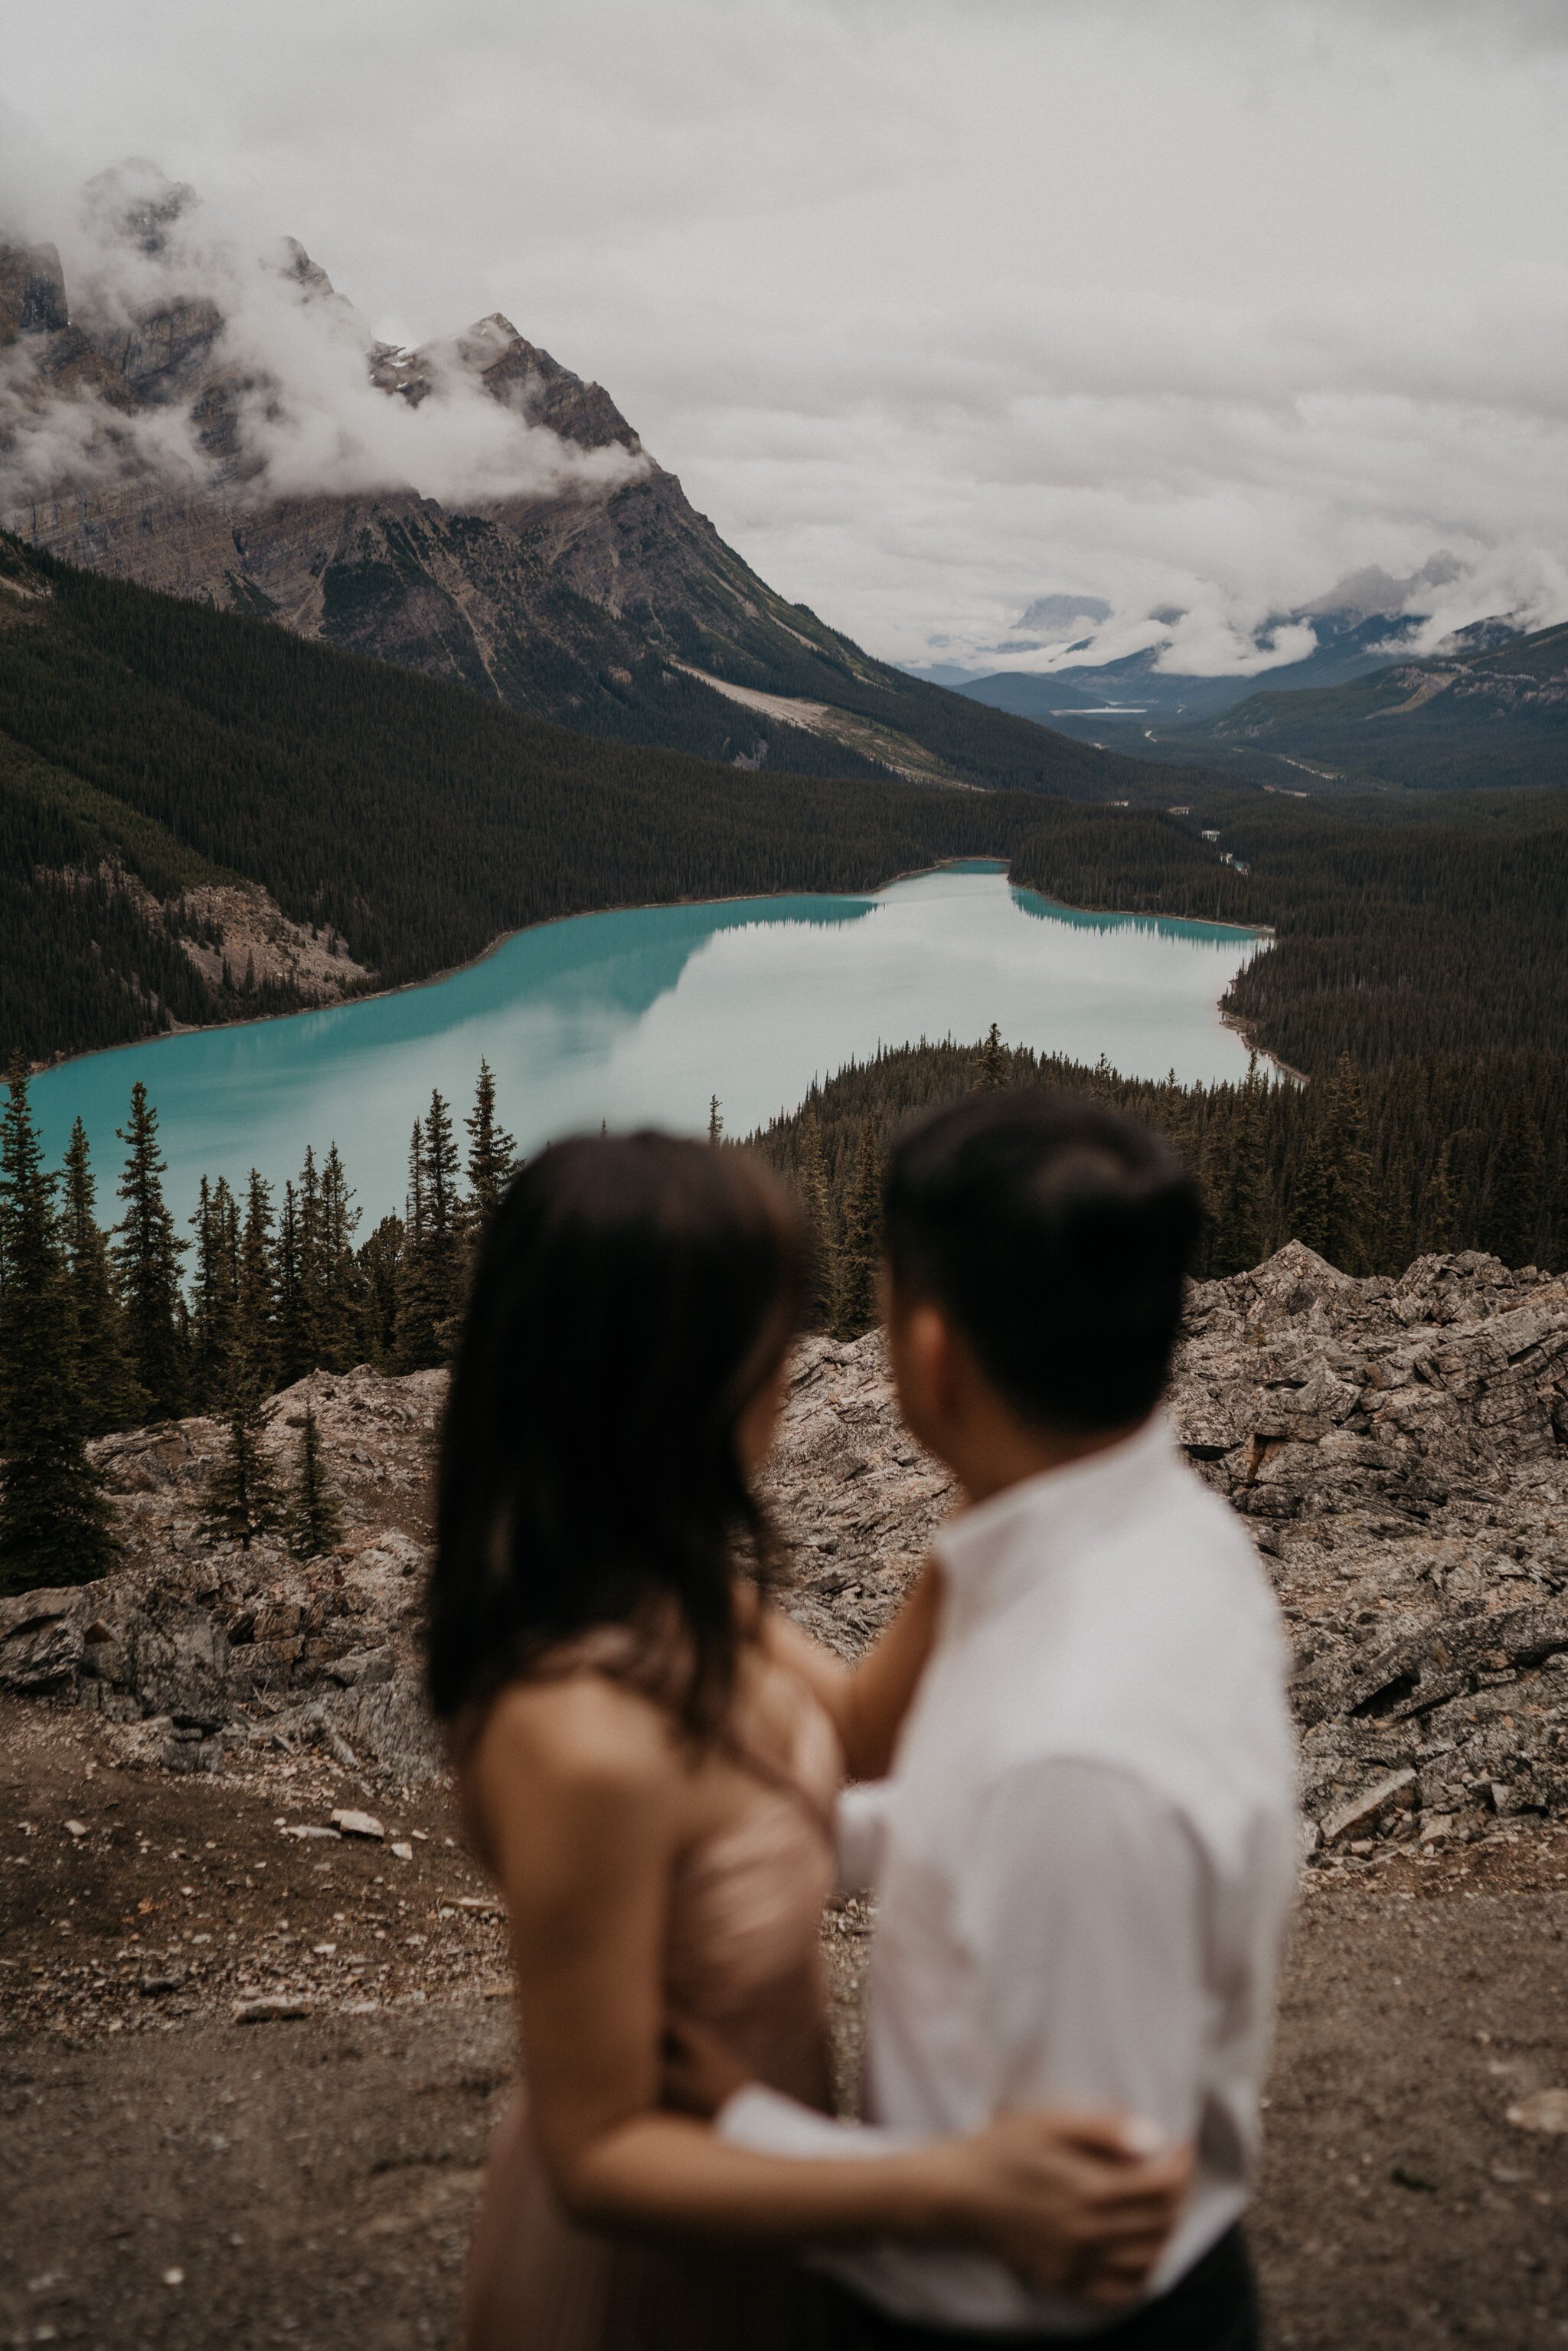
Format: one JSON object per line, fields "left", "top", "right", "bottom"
{"left": 426, "top": 1131, "right": 806, "bottom": 1738}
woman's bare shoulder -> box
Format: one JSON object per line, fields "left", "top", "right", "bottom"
{"left": 472, "top": 1669, "right": 684, "bottom": 1812}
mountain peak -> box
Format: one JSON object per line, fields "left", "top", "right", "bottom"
{"left": 1304, "top": 551, "right": 1464, "bottom": 624}
{"left": 80, "top": 159, "right": 198, "bottom": 257}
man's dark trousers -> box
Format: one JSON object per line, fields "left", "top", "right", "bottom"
{"left": 828, "top": 2225, "right": 1260, "bottom": 2351}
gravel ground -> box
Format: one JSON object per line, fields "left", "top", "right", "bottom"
{"left": 5, "top": 1699, "right": 1568, "bottom": 2349}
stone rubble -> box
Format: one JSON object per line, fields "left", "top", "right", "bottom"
{"left": 765, "top": 1241, "right": 1568, "bottom": 1871}
{"left": 4, "top": 1243, "right": 1567, "bottom": 1867}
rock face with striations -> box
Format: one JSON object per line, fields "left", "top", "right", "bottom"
{"left": 4, "top": 1244, "right": 1568, "bottom": 1857}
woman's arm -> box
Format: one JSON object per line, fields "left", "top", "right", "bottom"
{"left": 470, "top": 1678, "right": 1186, "bottom": 2297}
{"left": 762, "top": 1560, "right": 945, "bottom": 1781}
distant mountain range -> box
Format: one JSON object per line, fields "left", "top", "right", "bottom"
{"left": 922, "top": 557, "right": 1536, "bottom": 763}
{"left": 1164, "top": 618, "right": 1568, "bottom": 792}
{"left": 944, "top": 606, "right": 1429, "bottom": 736}
{"left": 905, "top": 556, "right": 1567, "bottom": 790}
{"left": 0, "top": 166, "right": 1129, "bottom": 800}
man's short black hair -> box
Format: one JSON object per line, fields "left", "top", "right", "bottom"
{"left": 883, "top": 1089, "right": 1203, "bottom": 1433}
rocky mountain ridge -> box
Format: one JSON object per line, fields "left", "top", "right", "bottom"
{"left": 4, "top": 1243, "right": 1567, "bottom": 1867}
{"left": 0, "top": 170, "right": 1116, "bottom": 793}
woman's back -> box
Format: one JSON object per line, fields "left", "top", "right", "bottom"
{"left": 461, "top": 1633, "right": 841, "bottom": 2351}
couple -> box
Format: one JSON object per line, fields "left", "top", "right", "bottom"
{"left": 425, "top": 1090, "right": 1298, "bottom": 2349}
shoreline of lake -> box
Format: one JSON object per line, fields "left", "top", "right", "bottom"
{"left": 31, "top": 855, "right": 1274, "bottom": 1084}
{"left": 26, "top": 865, "right": 1276, "bottom": 1227}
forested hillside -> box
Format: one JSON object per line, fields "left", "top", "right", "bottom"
{"left": 1161, "top": 620, "right": 1568, "bottom": 792}
{"left": 1006, "top": 786, "right": 1568, "bottom": 1072}
{"left": 0, "top": 532, "right": 1160, "bottom": 1064}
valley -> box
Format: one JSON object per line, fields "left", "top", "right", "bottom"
{"left": 3, "top": 23, "right": 1567, "bottom": 2351}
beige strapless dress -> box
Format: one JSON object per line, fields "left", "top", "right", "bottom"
{"left": 461, "top": 1638, "right": 842, "bottom": 2351}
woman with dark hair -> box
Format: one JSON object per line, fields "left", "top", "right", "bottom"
{"left": 428, "top": 1132, "right": 1184, "bottom": 2351}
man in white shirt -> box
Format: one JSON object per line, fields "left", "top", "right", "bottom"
{"left": 722, "top": 1090, "right": 1300, "bottom": 2346}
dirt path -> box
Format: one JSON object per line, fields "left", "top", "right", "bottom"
{"left": 4, "top": 1700, "right": 1568, "bottom": 2348}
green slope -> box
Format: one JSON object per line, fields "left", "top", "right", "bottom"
{"left": 1165, "top": 619, "right": 1568, "bottom": 791}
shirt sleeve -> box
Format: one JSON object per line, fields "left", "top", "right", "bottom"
{"left": 835, "top": 1780, "right": 893, "bottom": 1894}
{"left": 719, "top": 1757, "right": 1208, "bottom": 2330}
{"left": 960, "top": 1757, "right": 1208, "bottom": 2147}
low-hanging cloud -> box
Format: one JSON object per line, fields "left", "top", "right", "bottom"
{"left": 0, "top": 158, "right": 645, "bottom": 522}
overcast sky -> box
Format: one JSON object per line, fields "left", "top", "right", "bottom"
{"left": 6, "top": 0, "right": 1568, "bottom": 672}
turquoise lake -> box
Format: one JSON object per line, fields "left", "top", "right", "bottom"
{"left": 29, "top": 863, "right": 1263, "bottom": 1226}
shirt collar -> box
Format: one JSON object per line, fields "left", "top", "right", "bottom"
{"left": 933, "top": 1411, "right": 1178, "bottom": 1608}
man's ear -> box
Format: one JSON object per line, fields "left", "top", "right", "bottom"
{"left": 887, "top": 1290, "right": 959, "bottom": 1447}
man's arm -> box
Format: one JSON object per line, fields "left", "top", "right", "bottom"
{"left": 720, "top": 1758, "right": 1207, "bottom": 2326}
{"left": 762, "top": 1564, "right": 946, "bottom": 1782}
{"left": 961, "top": 1760, "right": 1207, "bottom": 2134}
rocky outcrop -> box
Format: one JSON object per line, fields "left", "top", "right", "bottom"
{"left": 0, "top": 1368, "right": 446, "bottom": 1784}
{"left": 6, "top": 1245, "right": 1567, "bottom": 1856}
{"left": 765, "top": 1244, "right": 1568, "bottom": 1863}
{"left": 167, "top": 880, "right": 368, "bottom": 1000}
{"left": 38, "top": 864, "right": 371, "bottom": 1005}
{"left": 1175, "top": 1243, "right": 1568, "bottom": 1855}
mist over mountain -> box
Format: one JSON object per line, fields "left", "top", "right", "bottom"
{"left": 0, "top": 165, "right": 1119, "bottom": 796}
{"left": 921, "top": 556, "right": 1530, "bottom": 753}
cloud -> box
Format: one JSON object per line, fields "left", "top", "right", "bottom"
{"left": 4, "top": 4, "right": 1568, "bottom": 666}
{"left": 1, "top": 158, "right": 644, "bottom": 519}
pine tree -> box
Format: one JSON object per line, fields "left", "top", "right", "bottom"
{"left": 274, "top": 1179, "right": 305, "bottom": 1385}
{"left": 796, "top": 1108, "right": 838, "bottom": 1329}
{"left": 978, "top": 1023, "right": 1008, "bottom": 1090}
{"left": 60, "top": 1118, "right": 143, "bottom": 1437}
{"left": 465, "top": 1060, "right": 517, "bottom": 1228}
{"left": 288, "top": 1146, "right": 327, "bottom": 1381}
{"left": 1485, "top": 1107, "right": 1547, "bottom": 1267}
{"left": 1289, "top": 1126, "right": 1331, "bottom": 1258}
{"left": 203, "top": 1361, "right": 281, "bottom": 1548}
{"left": 287, "top": 1404, "right": 341, "bottom": 1561}
{"left": 834, "top": 1121, "right": 884, "bottom": 1340}
{"left": 394, "top": 1095, "right": 465, "bottom": 1368}
{"left": 0, "top": 1064, "right": 116, "bottom": 1594}
{"left": 113, "top": 1081, "right": 188, "bottom": 1421}
{"left": 1210, "top": 1091, "right": 1271, "bottom": 1278}
{"left": 315, "top": 1145, "right": 364, "bottom": 1369}
{"left": 424, "top": 1090, "right": 461, "bottom": 1247}
{"left": 189, "top": 1176, "right": 240, "bottom": 1411}
{"left": 358, "top": 1214, "right": 403, "bottom": 1365}
{"left": 1419, "top": 1136, "right": 1459, "bottom": 1255}
{"left": 708, "top": 1095, "right": 724, "bottom": 1146}
{"left": 1321, "top": 1058, "right": 1378, "bottom": 1276}
{"left": 236, "top": 1170, "right": 278, "bottom": 1391}
{"left": 392, "top": 1123, "right": 430, "bottom": 1368}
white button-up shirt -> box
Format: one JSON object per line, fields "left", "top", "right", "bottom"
{"left": 720, "top": 1413, "right": 1299, "bottom": 2333}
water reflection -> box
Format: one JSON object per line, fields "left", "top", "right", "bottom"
{"left": 30, "top": 864, "right": 1260, "bottom": 1225}
{"left": 1010, "top": 887, "right": 1259, "bottom": 950}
